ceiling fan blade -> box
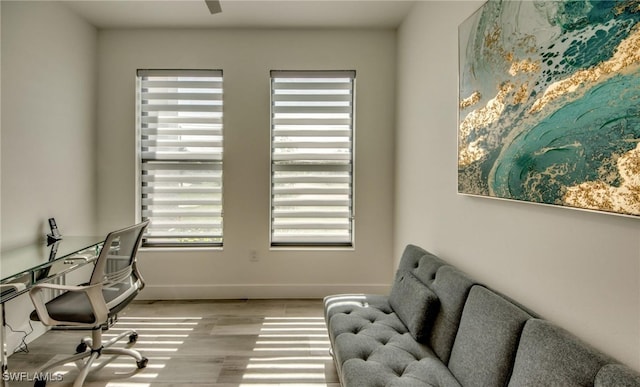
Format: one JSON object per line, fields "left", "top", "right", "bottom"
{"left": 205, "top": 0, "right": 222, "bottom": 14}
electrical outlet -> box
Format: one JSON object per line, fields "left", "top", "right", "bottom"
{"left": 250, "top": 249, "right": 259, "bottom": 262}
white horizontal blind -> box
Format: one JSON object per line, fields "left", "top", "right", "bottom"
{"left": 137, "top": 69, "right": 223, "bottom": 247}
{"left": 270, "top": 70, "right": 355, "bottom": 246}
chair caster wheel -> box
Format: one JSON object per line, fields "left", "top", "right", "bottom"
{"left": 129, "top": 332, "right": 139, "bottom": 343}
{"left": 76, "top": 342, "right": 88, "bottom": 353}
{"left": 34, "top": 378, "right": 46, "bottom": 387}
{"left": 137, "top": 357, "right": 148, "bottom": 369}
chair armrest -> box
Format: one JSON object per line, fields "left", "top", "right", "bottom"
{"left": 29, "top": 282, "right": 110, "bottom": 327}
{"left": 133, "top": 261, "right": 146, "bottom": 291}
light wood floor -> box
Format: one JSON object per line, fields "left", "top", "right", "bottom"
{"left": 6, "top": 299, "right": 340, "bottom": 386}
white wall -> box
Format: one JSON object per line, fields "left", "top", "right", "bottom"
{"left": 0, "top": 0, "right": 3, "bottom": 253}
{"left": 0, "top": 0, "right": 98, "bottom": 354}
{"left": 396, "top": 1, "right": 640, "bottom": 371}
{"left": 97, "top": 28, "right": 396, "bottom": 299}
{"left": 1, "top": 1, "right": 98, "bottom": 248}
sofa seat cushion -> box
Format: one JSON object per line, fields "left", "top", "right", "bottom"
{"left": 324, "top": 293, "right": 393, "bottom": 322}
{"left": 448, "top": 286, "right": 532, "bottom": 387}
{"left": 399, "top": 358, "right": 464, "bottom": 387}
{"left": 339, "top": 340, "right": 461, "bottom": 387}
{"left": 341, "top": 355, "right": 462, "bottom": 387}
{"left": 329, "top": 311, "right": 409, "bottom": 368}
{"left": 324, "top": 295, "right": 406, "bottom": 343}
{"left": 508, "top": 319, "right": 611, "bottom": 386}
{"left": 335, "top": 330, "right": 438, "bottom": 373}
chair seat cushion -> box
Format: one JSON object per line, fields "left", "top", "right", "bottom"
{"left": 30, "top": 282, "right": 139, "bottom": 325}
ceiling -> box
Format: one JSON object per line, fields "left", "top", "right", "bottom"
{"left": 62, "top": 0, "right": 417, "bottom": 29}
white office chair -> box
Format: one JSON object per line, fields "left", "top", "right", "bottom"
{"left": 29, "top": 221, "right": 150, "bottom": 387}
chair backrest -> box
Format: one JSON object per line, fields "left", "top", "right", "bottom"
{"left": 89, "top": 221, "right": 149, "bottom": 308}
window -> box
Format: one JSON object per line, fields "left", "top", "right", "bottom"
{"left": 270, "top": 70, "right": 355, "bottom": 246}
{"left": 136, "top": 69, "right": 223, "bottom": 247}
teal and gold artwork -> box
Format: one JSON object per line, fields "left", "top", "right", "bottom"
{"left": 458, "top": 0, "right": 640, "bottom": 216}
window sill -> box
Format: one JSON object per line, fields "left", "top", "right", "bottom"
{"left": 269, "top": 245, "right": 355, "bottom": 252}
{"left": 140, "top": 246, "right": 224, "bottom": 253}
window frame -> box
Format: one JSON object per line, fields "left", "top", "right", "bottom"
{"left": 269, "top": 70, "right": 356, "bottom": 248}
{"left": 135, "top": 69, "right": 224, "bottom": 248}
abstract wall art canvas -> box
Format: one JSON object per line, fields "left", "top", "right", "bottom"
{"left": 458, "top": 0, "right": 640, "bottom": 217}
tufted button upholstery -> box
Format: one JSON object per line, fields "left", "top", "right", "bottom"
{"left": 323, "top": 245, "right": 473, "bottom": 386}
{"left": 325, "top": 244, "right": 640, "bottom": 387}
{"left": 325, "top": 289, "right": 464, "bottom": 387}
{"left": 325, "top": 290, "right": 450, "bottom": 386}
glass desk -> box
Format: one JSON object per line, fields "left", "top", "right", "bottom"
{"left": 0, "top": 236, "right": 105, "bottom": 374}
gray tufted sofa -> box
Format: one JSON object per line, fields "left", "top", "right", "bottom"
{"left": 324, "top": 244, "right": 640, "bottom": 386}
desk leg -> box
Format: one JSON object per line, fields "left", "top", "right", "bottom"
{"left": 1, "top": 303, "right": 7, "bottom": 378}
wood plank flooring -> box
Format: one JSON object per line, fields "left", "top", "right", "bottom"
{"left": 5, "top": 299, "right": 340, "bottom": 386}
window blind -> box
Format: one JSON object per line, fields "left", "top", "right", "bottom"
{"left": 137, "top": 69, "right": 223, "bottom": 247}
{"left": 270, "top": 70, "right": 355, "bottom": 246}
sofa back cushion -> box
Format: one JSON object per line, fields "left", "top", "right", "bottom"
{"left": 508, "top": 319, "right": 611, "bottom": 386}
{"left": 393, "top": 245, "right": 475, "bottom": 364}
{"left": 448, "top": 285, "right": 532, "bottom": 387}
{"left": 389, "top": 271, "right": 439, "bottom": 342}
{"left": 595, "top": 364, "right": 640, "bottom": 387}
{"left": 395, "top": 244, "right": 444, "bottom": 279}
{"left": 424, "top": 265, "right": 476, "bottom": 364}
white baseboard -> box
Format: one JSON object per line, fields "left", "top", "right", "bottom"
{"left": 138, "top": 283, "right": 391, "bottom": 300}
